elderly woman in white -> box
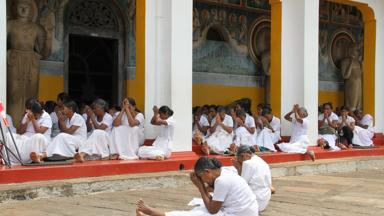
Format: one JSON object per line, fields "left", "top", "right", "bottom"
{"left": 318, "top": 103, "right": 340, "bottom": 150}
{"left": 255, "top": 107, "right": 280, "bottom": 152}
{"left": 352, "top": 109, "right": 375, "bottom": 147}
{"left": 277, "top": 105, "right": 315, "bottom": 161}
{"left": 110, "top": 97, "right": 145, "bottom": 160}
{"left": 75, "top": 99, "right": 114, "bottom": 162}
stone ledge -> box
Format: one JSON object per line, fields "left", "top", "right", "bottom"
{"left": 1, "top": 156, "right": 383, "bottom": 203}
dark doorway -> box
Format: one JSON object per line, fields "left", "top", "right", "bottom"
{"left": 68, "top": 34, "right": 118, "bottom": 105}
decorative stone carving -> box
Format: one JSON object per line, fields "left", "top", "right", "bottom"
{"left": 7, "top": 0, "right": 48, "bottom": 124}
{"left": 68, "top": 0, "right": 118, "bottom": 30}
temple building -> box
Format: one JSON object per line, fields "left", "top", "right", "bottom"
{"left": 1, "top": 0, "right": 384, "bottom": 153}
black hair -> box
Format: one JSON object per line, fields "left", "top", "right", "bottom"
{"left": 236, "top": 109, "right": 246, "bottom": 118}
{"left": 159, "top": 106, "right": 174, "bottom": 117}
{"left": 340, "top": 105, "right": 350, "bottom": 112}
{"left": 31, "top": 102, "right": 43, "bottom": 114}
{"left": 262, "top": 107, "right": 272, "bottom": 116}
{"left": 216, "top": 106, "right": 225, "bottom": 113}
{"left": 43, "top": 101, "right": 57, "bottom": 114}
{"left": 208, "top": 105, "right": 217, "bottom": 110}
{"left": 109, "top": 104, "right": 121, "bottom": 111}
{"left": 323, "top": 102, "right": 333, "bottom": 110}
{"left": 194, "top": 107, "right": 203, "bottom": 116}
{"left": 92, "top": 98, "right": 109, "bottom": 112}
{"left": 57, "top": 92, "right": 71, "bottom": 103}
{"left": 63, "top": 100, "right": 79, "bottom": 113}
{"left": 127, "top": 97, "right": 141, "bottom": 113}
{"left": 194, "top": 157, "right": 222, "bottom": 174}
{"left": 257, "top": 103, "right": 265, "bottom": 109}
{"left": 25, "top": 98, "right": 38, "bottom": 109}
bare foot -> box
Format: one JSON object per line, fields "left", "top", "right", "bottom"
{"left": 307, "top": 150, "right": 315, "bottom": 162}
{"left": 136, "top": 208, "right": 144, "bottom": 216}
{"left": 30, "top": 152, "right": 42, "bottom": 163}
{"left": 109, "top": 154, "right": 119, "bottom": 160}
{"left": 136, "top": 199, "right": 165, "bottom": 216}
{"left": 271, "top": 186, "right": 277, "bottom": 194}
{"left": 155, "top": 155, "right": 164, "bottom": 161}
{"left": 74, "top": 153, "right": 85, "bottom": 163}
{"left": 201, "top": 145, "right": 210, "bottom": 155}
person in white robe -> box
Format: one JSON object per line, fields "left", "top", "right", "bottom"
{"left": 136, "top": 157, "right": 259, "bottom": 216}
{"left": 110, "top": 97, "right": 145, "bottom": 160}
{"left": 318, "top": 103, "right": 340, "bottom": 151}
{"left": 138, "top": 105, "right": 174, "bottom": 160}
{"left": 234, "top": 110, "right": 256, "bottom": 148}
{"left": 232, "top": 145, "right": 273, "bottom": 212}
{"left": 277, "top": 105, "right": 315, "bottom": 160}
{"left": 192, "top": 107, "right": 210, "bottom": 145}
{"left": 255, "top": 107, "right": 280, "bottom": 152}
{"left": 352, "top": 109, "right": 375, "bottom": 147}
{"left": 30, "top": 100, "right": 87, "bottom": 163}
{"left": 202, "top": 106, "right": 234, "bottom": 155}
{"left": 337, "top": 106, "right": 355, "bottom": 149}
{"left": 50, "top": 92, "right": 71, "bottom": 138}
{"left": 5, "top": 114, "right": 16, "bottom": 133}
{"left": 1, "top": 102, "right": 50, "bottom": 165}
{"left": 75, "top": 99, "right": 114, "bottom": 162}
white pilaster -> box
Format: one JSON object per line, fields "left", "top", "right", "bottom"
{"left": 170, "top": 0, "right": 193, "bottom": 151}
{"left": 145, "top": 0, "right": 193, "bottom": 151}
{"left": 281, "top": 0, "right": 319, "bottom": 144}
{"left": 0, "top": 0, "right": 6, "bottom": 108}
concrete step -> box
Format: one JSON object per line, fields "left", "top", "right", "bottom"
{"left": 0, "top": 156, "right": 383, "bottom": 203}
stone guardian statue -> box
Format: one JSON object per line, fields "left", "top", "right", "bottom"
{"left": 340, "top": 43, "right": 362, "bottom": 110}
{"left": 7, "top": 0, "right": 48, "bottom": 125}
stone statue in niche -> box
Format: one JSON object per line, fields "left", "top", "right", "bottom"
{"left": 340, "top": 43, "right": 362, "bottom": 110}
{"left": 7, "top": 0, "right": 48, "bottom": 124}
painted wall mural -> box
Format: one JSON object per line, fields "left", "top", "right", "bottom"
{"left": 319, "top": 0, "right": 364, "bottom": 90}
{"left": 7, "top": 0, "right": 137, "bottom": 77}
{"left": 193, "top": 1, "right": 270, "bottom": 84}
{"left": 193, "top": 0, "right": 364, "bottom": 92}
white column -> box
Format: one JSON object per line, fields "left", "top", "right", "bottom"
{"left": 145, "top": 0, "right": 193, "bottom": 151}
{"left": 145, "top": 0, "right": 172, "bottom": 138}
{"left": 170, "top": 0, "right": 193, "bottom": 151}
{"left": 281, "top": 0, "right": 319, "bottom": 144}
{"left": 0, "top": 1, "right": 6, "bottom": 108}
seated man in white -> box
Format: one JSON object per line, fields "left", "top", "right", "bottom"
{"left": 50, "top": 92, "right": 71, "bottom": 138}
{"left": 255, "top": 107, "right": 280, "bottom": 152}
{"left": 318, "top": 102, "right": 340, "bottom": 150}
{"left": 75, "top": 99, "right": 113, "bottom": 162}
{"left": 138, "top": 106, "right": 174, "bottom": 160}
{"left": 1, "top": 101, "right": 51, "bottom": 165}
{"left": 277, "top": 105, "right": 315, "bottom": 160}
{"left": 234, "top": 110, "right": 256, "bottom": 148}
{"left": 232, "top": 145, "right": 273, "bottom": 212}
{"left": 352, "top": 109, "right": 375, "bottom": 147}
{"left": 192, "top": 107, "right": 210, "bottom": 145}
{"left": 110, "top": 97, "right": 145, "bottom": 160}
{"left": 30, "top": 100, "right": 87, "bottom": 163}
{"left": 202, "top": 106, "right": 233, "bottom": 155}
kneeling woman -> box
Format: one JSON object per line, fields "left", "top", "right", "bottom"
{"left": 75, "top": 99, "right": 113, "bottom": 162}
{"left": 136, "top": 157, "right": 259, "bottom": 216}
{"left": 31, "top": 100, "right": 87, "bottom": 162}
{"left": 110, "top": 97, "right": 145, "bottom": 160}
{"left": 137, "top": 106, "right": 174, "bottom": 160}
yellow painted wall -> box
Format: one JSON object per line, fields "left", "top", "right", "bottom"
{"left": 193, "top": 84, "right": 264, "bottom": 112}
{"left": 127, "top": 0, "right": 145, "bottom": 112}
{"left": 318, "top": 91, "right": 344, "bottom": 109}
{"left": 38, "top": 75, "right": 64, "bottom": 102}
